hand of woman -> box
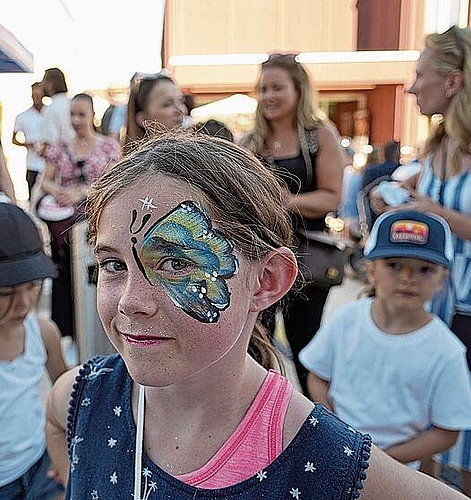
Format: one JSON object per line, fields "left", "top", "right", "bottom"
{"left": 397, "top": 192, "right": 443, "bottom": 215}
{"left": 368, "top": 186, "right": 390, "bottom": 215}
{"left": 55, "top": 186, "right": 84, "bottom": 207}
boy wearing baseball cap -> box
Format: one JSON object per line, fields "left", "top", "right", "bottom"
{"left": 299, "top": 210, "right": 471, "bottom": 468}
{"left": 0, "top": 203, "right": 67, "bottom": 499}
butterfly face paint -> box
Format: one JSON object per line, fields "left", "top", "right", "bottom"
{"left": 130, "top": 200, "right": 239, "bottom": 323}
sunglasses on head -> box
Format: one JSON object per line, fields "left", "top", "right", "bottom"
{"left": 131, "top": 70, "right": 171, "bottom": 87}
{"left": 262, "top": 53, "right": 300, "bottom": 65}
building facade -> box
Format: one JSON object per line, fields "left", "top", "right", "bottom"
{"left": 163, "top": 0, "right": 470, "bottom": 153}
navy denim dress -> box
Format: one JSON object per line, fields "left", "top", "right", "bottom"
{"left": 66, "top": 355, "right": 371, "bottom": 499}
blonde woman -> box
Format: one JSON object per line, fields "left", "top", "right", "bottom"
{"left": 243, "top": 53, "right": 348, "bottom": 395}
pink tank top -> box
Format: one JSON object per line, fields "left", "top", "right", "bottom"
{"left": 178, "top": 370, "right": 293, "bottom": 489}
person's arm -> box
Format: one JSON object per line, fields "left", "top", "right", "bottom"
{"left": 286, "top": 124, "right": 347, "bottom": 218}
{"left": 40, "top": 161, "right": 84, "bottom": 206}
{"left": 404, "top": 194, "right": 471, "bottom": 241}
{"left": 46, "top": 367, "right": 80, "bottom": 486}
{"left": 362, "top": 445, "right": 468, "bottom": 499}
{"left": 384, "top": 426, "right": 458, "bottom": 464}
{"left": 0, "top": 144, "right": 16, "bottom": 202}
{"left": 39, "top": 318, "right": 68, "bottom": 383}
{"left": 40, "top": 161, "right": 61, "bottom": 197}
{"left": 12, "top": 130, "right": 43, "bottom": 155}
{"left": 12, "top": 129, "right": 28, "bottom": 147}
{"left": 306, "top": 372, "right": 333, "bottom": 411}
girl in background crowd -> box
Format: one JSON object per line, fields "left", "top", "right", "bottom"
{"left": 40, "top": 93, "right": 120, "bottom": 342}
{"left": 371, "top": 26, "right": 471, "bottom": 493}
{"left": 124, "top": 72, "right": 186, "bottom": 153}
{"left": 46, "top": 133, "right": 466, "bottom": 499}
{"left": 0, "top": 203, "right": 67, "bottom": 499}
{"left": 243, "top": 53, "right": 348, "bottom": 394}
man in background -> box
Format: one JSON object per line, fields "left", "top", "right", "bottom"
{"left": 12, "top": 82, "right": 46, "bottom": 198}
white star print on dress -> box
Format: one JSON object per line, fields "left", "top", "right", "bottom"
{"left": 343, "top": 446, "right": 354, "bottom": 457}
{"left": 91, "top": 490, "right": 99, "bottom": 499}
{"left": 290, "top": 487, "right": 301, "bottom": 498}
{"left": 81, "top": 397, "right": 91, "bottom": 406}
{"left": 113, "top": 405, "right": 122, "bottom": 417}
{"left": 256, "top": 470, "right": 267, "bottom": 481}
{"left": 304, "top": 462, "right": 316, "bottom": 472}
{"left": 309, "top": 416, "right": 319, "bottom": 427}
{"left": 86, "top": 366, "right": 113, "bottom": 380}
{"left": 107, "top": 437, "right": 117, "bottom": 448}
{"left": 110, "top": 472, "right": 118, "bottom": 484}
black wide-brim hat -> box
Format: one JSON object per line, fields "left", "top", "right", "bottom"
{"left": 0, "top": 202, "right": 58, "bottom": 286}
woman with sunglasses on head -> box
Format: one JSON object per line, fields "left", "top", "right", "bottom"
{"left": 243, "top": 53, "right": 348, "bottom": 395}
{"left": 124, "top": 72, "right": 186, "bottom": 154}
{"left": 370, "top": 26, "right": 471, "bottom": 491}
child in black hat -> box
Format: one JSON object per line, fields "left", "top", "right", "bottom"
{"left": 300, "top": 210, "right": 471, "bottom": 470}
{"left": 0, "top": 202, "right": 67, "bottom": 499}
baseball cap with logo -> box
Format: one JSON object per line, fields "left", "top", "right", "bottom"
{"left": 0, "top": 202, "right": 58, "bottom": 286}
{"left": 363, "top": 210, "right": 454, "bottom": 268}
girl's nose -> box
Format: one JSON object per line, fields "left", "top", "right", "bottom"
{"left": 117, "top": 274, "right": 158, "bottom": 318}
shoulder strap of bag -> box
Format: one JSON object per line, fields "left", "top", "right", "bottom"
{"left": 299, "top": 125, "right": 319, "bottom": 189}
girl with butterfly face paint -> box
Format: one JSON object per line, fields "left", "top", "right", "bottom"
{"left": 46, "top": 134, "right": 467, "bottom": 500}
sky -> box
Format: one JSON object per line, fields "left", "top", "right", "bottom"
{"left": 0, "top": 0, "right": 165, "bottom": 198}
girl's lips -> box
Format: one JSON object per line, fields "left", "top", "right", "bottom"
{"left": 121, "top": 333, "right": 174, "bottom": 346}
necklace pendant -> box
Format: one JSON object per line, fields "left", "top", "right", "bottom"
{"left": 273, "top": 140, "right": 282, "bottom": 151}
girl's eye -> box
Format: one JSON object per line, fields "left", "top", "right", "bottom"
{"left": 387, "top": 262, "right": 401, "bottom": 270}
{"left": 98, "top": 259, "right": 126, "bottom": 273}
{"left": 0, "top": 288, "right": 13, "bottom": 298}
{"left": 160, "top": 258, "right": 191, "bottom": 273}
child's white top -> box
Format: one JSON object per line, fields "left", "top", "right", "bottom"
{"left": 0, "top": 313, "right": 47, "bottom": 486}
{"left": 299, "top": 297, "right": 471, "bottom": 453}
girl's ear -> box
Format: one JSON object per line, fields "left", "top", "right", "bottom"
{"left": 250, "top": 247, "right": 298, "bottom": 312}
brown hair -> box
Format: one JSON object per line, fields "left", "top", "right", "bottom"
{"left": 124, "top": 72, "right": 177, "bottom": 154}
{"left": 43, "top": 67, "right": 68, "bottom": 94}
{"left": 87, "top": 132, "right": 295, "bottom": 371}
